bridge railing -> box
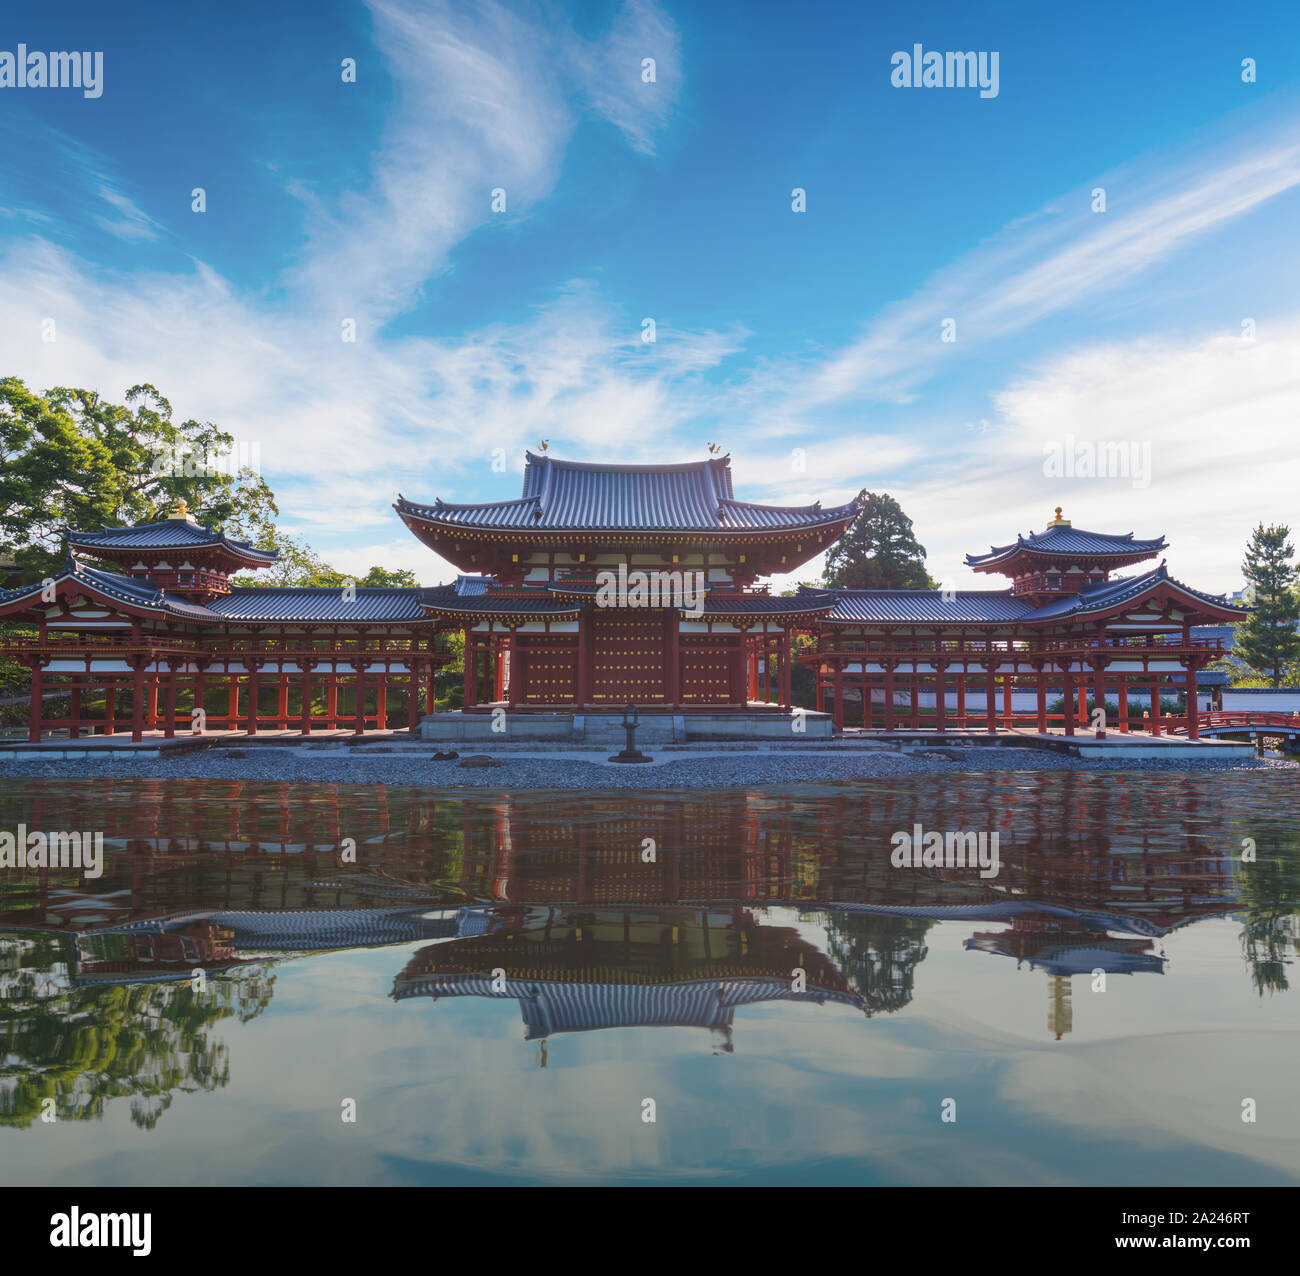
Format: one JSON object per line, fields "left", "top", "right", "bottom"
{"left": 1200, "top": 710, "right": 1300, "bottom": 729}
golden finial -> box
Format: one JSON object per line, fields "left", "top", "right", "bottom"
{"left": 167, "top": 498, "right": 198, "bottom": 523}
{"left": 1048, "top": 506, "right": 1071, "bottom": 527}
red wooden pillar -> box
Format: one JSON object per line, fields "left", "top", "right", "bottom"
{"left": 747, "top": 638, "right": 757, "bottom": 702}
{"left": 277, "top": 674, "right": 289, "bottom": 730}
{"left": 1117, "top": 674, "right": 1130, "bottom": 733}
{"left": 668, "top": 613, "right": 681, "bottom": 708}
{"left": 327, "top": 675, "right": 339, "bottom": 729}
{"left": 163, "top": 663, "right": 178, "bottom": 739}
{"left": 1003, "top": 674, "right": 1013, "bottom": 727}
{"left": 884, "top": 662, "right": 895, "bottom": 732}
{"left": 227, "top": 679, "right": 240, "bottom": 730}
{"left": 353, "top": 661, "right": 367, "bottom": 735}
{"left": 1093, "top": 660, "right": 1107, "bottom": 738}
{"left": 300, "top": 663, "right": 314, "bottom": 736}
{"left": 425, "top": 651, "right": 437, "bottom": 714}
{"left": 1185, "top": 665, "right": 1199, "bottom": 739}
{"left": 407, "top": 661, "right": 422, "bottom": 733}
{"left": 956, "top": 665, "right": 966, "bottom": 727}
{"left": 493, "top": 636, "right": 505, "bottom": 703}
{"left": 1150, "top": 678, "right": 1162, "bottom": 736}
{"left": 27, "top": 661, "right": 44, "bottom": 743}
{"left": 104, "top": 683, "right": 116, "bottom": 736}
{"left": 463, "top": 630, "right": 478, "bottom": 709}
{"left": 934, "top": 664, "right": 946, "bottom": 732}
{"left": 780, "top": 636, "right": 792, "bottom": 709}
{"left": 1062, "top": 668, "right": 1076, "bottom": 736}
{"left": 147, "top": 675, "right": 159, "bottom": 730}
{"left": 1036, "top": 667, "right": 1047, "bottom": 733}
{"left": 377, "top": 671, "right": 389, "bottom": 729}
{"left": 984, "top": 666, "right": 997, "bottom": 734}
{"left": 508, "top": 640, "right": 523, "bottom": 708}
{"left": 832, "top": 661, "right": 844, "bottom": 728}
{"left": 192, "top": 668, "right": 205, "bottom": 735}
{"left": 909, "top": 672, "right": 920, "bottom": 730}
{"left": 246, "top": 663, "right": 260, "bottom": 735}
{"left": 131, "top": 660, "right": 146, "bottom": 743}
{"left": 730, "top": 637, "right": 747, "bottom": 706}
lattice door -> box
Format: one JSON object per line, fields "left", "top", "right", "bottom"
{"left": 680, "top": 638, "right": 733, "bottom": 704}
{"left": 520, "top": 639, "right": 578, "bottom": 704}
{"left": 590, "top": 611, "right": 669, "bottom": 703}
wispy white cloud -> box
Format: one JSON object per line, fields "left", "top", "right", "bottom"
{"left": 792, "top": 117, "right": 1300, "bottom": 412}
{"left": 568, "top": 0, "right": 681, "bottom": 155}
{"left": 289, "top": 0, "right": 682, "bottom": 328}
{"left": 0, "top": 0, "right": 1295, "bottom": 598}
{"left": 94, "top": 184, "right": 162, "bottom": 242}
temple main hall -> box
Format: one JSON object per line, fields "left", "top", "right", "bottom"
{"left": 0, "top": 450, "right": 1246, "bottom": 743}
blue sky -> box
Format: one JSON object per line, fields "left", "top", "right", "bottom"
{"left": 2, "top": 0, "right": 1299, "bottom": 590}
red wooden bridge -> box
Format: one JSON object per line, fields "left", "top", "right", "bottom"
{"left": 1166, "top": 710, "right": 1300, "bottom": 742}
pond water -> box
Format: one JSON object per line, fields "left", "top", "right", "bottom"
{"left": 1, "top": 773, "right": 1297, "bottom": 1186}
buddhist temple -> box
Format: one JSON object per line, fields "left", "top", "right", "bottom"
{"left": 801, "top": 505, "right": 1246, "bottom": 738}
{"left": 397, "top": 451, "right": 858, "bottom": 726}
{"left": 0, "top": 453, "right": 1247, "bottom": 742}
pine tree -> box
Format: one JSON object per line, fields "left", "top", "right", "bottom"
{"left": 823, "top": 491, "right": 936, "bottom": 590}
{"left": 1235, "top": 523, "right": 1300, "bottom": 686}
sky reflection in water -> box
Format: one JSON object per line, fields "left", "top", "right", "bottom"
{"left": 0, "top": 772, "right": 1297, "bottom": 1186}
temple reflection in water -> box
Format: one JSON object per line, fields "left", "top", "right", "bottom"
{"left": 1, "top": 775, "right": 1297, "bottom": 1125}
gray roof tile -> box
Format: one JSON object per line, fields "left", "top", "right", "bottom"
{"left": 68, "top": 519, "right": 278, "bottom": 562}
{"left": 397, "top": 453, "right": 860, "bottom": 534}
{"left": 966, "top": 524, "right": 1166, "bottom": 567}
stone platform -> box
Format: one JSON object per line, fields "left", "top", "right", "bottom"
{"left": 419, "top": 709, "right": 834, "bottom": 745}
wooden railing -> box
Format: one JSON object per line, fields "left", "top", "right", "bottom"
{"left": 0, "top": 635, "right": 448, "bottom": 660}
{"left": 1199, "top": 711, "right": 1300, "bottom": 730}
{"left": 805, "top": 635, "right": 1226, "bottom": 661}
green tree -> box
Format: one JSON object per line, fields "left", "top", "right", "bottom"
{"left": 232, "top": 538, "right": 420, "bottom": 590}
{"left": 822, "top": 491, "right": 937, "bottom": 590}
{"left": 0, "top": 377, "right": 277, "bottom": 579}
{"left": 1235, "top": 524, "right": 1300, "bottom": 686}
{"left": 0, "top": 933, "right": 275, "bottom": 1129}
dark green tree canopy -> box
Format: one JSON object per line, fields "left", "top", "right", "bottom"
{"left": 1235, "top": 523, "right": 1300, "bottom": 687}
{"left": 822, "top": 490, "right": 937, "bottom": 591}
{"left": 0, "top": 377, "right": 424, "bottom": 591}
{"left": 0, "top": 377, "right": 277, "bottom": 577}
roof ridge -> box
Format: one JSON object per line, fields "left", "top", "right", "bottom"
{"left": 523, "top": 452, "right": 731, "bottom": 473}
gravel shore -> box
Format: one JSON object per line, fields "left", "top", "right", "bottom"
{"left": 0, "top": 746, "right": 1292, "bottom": 789}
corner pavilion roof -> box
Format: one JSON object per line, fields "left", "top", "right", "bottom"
{"left": 67, "top": 518, "right": 279, "bottom": 566}
{"left": 395, "top": 452, "right": 861, "bottom": 534}
{"left": 965, "top": 522, "right": 1167, "bottom": 570}
{"left": 808, "top": 564, "right": 1247, "bottom": 627}
{"left": 0, "top": 559, "right": 432, "bottom": 625}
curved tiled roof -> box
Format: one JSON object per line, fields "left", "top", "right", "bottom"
{"left": 1024, "top": 564, "right": 1246, "bottom": 621}
{"left": 419, "top": 583, "right": 580, "bottom": 617}
{"left": 809, "top": 567, "right": 1248, "bottom": 627}
{"left": 698, "top": 591, "right": 838, "bottom": 617}
{"left": 208, "top": 587, "right": 429, "bottom": 622}
{"left": 396, "top": 453, "right": 861, "bottom": 534}
{"left": 0, "top": 562, "right": 433, "bottom": 625}
{"left": 966, "top": 524, "right": 1166, "bottom": 568}
{"left": 68, "top": 519, "right": 278, "bottom": 563}
{"left": 0, "top": 562, "right": 216, "bottom": 618}
{"left": 392, "top": 975, "right": 863, "bottom": 1032}
{"left": 806, "top": 585, "right": 1034, "bottom": 625}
